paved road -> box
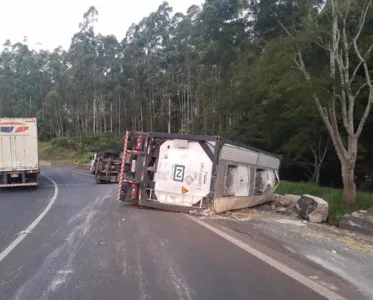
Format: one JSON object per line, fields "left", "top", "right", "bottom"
{"left": 0, "top": 176, "right": 55, "bottom": 253}
{"left": 0, "top": 167, "right": 336, "bottom": 300}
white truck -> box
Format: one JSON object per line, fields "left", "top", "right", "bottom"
{"left": 0, "top": 117, "right": 40, "bottom": 188}
{"left": 117, "top": 131, "right": 281, "bottom": 214}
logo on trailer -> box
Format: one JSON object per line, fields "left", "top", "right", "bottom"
{"left": 0, "top": 121, "right": 30, "bottom": 133}
{"left": 173, "top": 165, "right": 185, "bottom": 182}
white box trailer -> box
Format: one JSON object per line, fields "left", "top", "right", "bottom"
{"left": 117, "top": 131, "right": 281, "bottom": 214}
{"left": 0, "top": 117, "right": 40, "bottom": 187}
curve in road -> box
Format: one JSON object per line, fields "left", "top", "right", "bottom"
{"left": 0, "top": 167, "right": 358, "bottom": 300}
{"left": 0, "top": 175, "right": 56, "bottom": 254}
{"left": 0, "top": 175, "right": 58, "bottom": 263}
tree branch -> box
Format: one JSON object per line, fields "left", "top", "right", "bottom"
{"left": 353, "top": 0, "right": 372, "bottom": 47}
{"left": 277, "top": 19, "right": 294, "bottom": 39}
{"left": 277, "top": 3, "right": 349, "bottom": 163}
{"left": 353, "top": 0, "right": 373, "bottom": 138}
{"left": 334, "top": 58, "right": 350, "bottom": 131}
{"left": 321, "top": 137, "right": 330, "bottom": 163}
{"left": 296, "top": 156, "right": 315, "bottom": 168}
{"left": 355, "top": 90, "right": 373, "bottom": 138}
{"left": 354, "top": 80, "right": 373, "bottom": 98}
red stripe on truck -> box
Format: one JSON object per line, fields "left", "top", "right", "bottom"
{"left": 117, "top": 131, "right": 129, "bottom": 201}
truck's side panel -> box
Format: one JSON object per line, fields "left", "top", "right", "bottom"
{"left": 214, "top": 143, "right": 280, "bottom": 213}
{"left": 0, "top": 118, "right": 39, "bottom": 187}
{"left": 221, "top": 143, "right": 280, "bottom": 170}
{"left": 220, "top": 144, "right": 259, "bottom": 165}
{"left": 256, "top": 152, "right": 281, "bottom": 169}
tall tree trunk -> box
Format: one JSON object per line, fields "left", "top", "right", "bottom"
{"left": 341, "top": 162, "right": 356, "bottom": 205}
{"left": 168, "top": 96, "right": 171, "bottom": 133}
{"left": 139, "top": 103, "right": 143, "bottom": 131}
{"left": 103, "top": 110, "right": 107, "bottom": 133}
{"left": 118, "top": 97, "right": 121, "bottom": 133}
{"left": 152, "top": 85, "right": 156, "bottom": 131}
{"left": 93, "top": 91, "right": 97, "bottom": 133}
{"left": 110, "top": 102, "right": 113, "bottom": 132}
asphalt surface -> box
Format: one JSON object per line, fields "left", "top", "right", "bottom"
{"left": 0, "top": 167, "right": 331, "bottom": 300}
{"left": 0, "top": 175, "right": 55, "bottom": 253}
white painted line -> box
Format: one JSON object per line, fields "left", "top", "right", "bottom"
{"left": 188, "top": 216, "right": 347, "bottom": 300}
{"left": 44, "top": 166, "right": 94, "bottom": 177}
{"left": 0, "top": 175, "right": 59, "bottom": 263}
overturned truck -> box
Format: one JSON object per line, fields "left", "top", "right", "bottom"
{"left": 95, "top": 150, "right": 122, "bottom": 184}
{"left": 116, "top": 132, "right": 281, "bottom": 214}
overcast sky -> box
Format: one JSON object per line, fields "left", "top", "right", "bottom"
{"left": 0, "top": 0, "right": 203, "bottom": 51}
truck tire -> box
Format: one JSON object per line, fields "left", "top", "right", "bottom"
{"left": 95, "top": 176, "right": 102, "bottom": 184}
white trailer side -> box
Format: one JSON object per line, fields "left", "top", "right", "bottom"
{"left": 0, "top": 117, "right": 40, "bottom": 187}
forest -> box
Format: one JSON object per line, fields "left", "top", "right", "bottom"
{"left": 0, "top": 0, "right": 373, "bottom": 205}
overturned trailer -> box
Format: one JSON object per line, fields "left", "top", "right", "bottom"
{"left": 95, "top": 150, "right": 122, "bottom": 184}
{"left": 116, "top": 131, "right": 281, "bottom": 214}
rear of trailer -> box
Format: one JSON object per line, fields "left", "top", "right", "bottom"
{"left": 0, "top": 117, "right": 40, "bottom": 188}
{"left": 94, "top": 150, "right": 122, "bottom": 184}
{"left": 116, "top": 131, "right": 281, "bottom": 214}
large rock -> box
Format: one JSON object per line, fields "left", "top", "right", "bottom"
{"left": 274, "top": 194, "right": 301, "bottom": 208}
{"left": 340, "top": 207, "right": 373, "bottom": 236}
{"left": 296, "top": 194, "right": 329, "bottom": 223}
{"left": 284, "top": 194, "right": 301, "bottom": 206}
{"left": 276, "top": 206, "right": 287, "bottom": 212}
{"left": 367, "top": 207, "right": 373, "bottom": 216}
{"left": 366, "top": 207, "right": 373, "bottom": 223}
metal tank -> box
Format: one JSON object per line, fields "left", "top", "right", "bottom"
{"left": 117, "top": 131, "right": 281, "bottom": 214}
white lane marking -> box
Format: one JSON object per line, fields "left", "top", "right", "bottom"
{"left": 0, "top": 175, "right": 58, "bottom": 263}
{"left": 44, "top": 166, "right": 94, "bottom": 177}
{"left": 187, "top": 216, "right": 347, "bottom": 300}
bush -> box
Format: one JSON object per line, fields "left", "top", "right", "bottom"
{"left": 39, "top": 133, "right": 125, "bottom": 163}
{"left": 276, "top": 181, "right": 373, "bottom": 224}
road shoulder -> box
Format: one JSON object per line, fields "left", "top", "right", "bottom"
{"left": 193, "top": 212, "right": 372, "bottom": 300}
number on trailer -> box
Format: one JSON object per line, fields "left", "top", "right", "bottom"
{"left": 173, "top": 165, "right": 185, "bottom": 182}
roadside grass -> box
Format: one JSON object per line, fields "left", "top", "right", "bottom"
{"left": 277, "top": 181, "right": 373, "bottom": 224}
{"left": 39, "top": 132, "right": 124, "bottom": 164}
{"left": 53, "top": 153, "right": 94, "bottom": 164}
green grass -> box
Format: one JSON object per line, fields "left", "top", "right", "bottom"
{"left": 39, "top": 133, "right": 125, "bottom": 164}
{"left": 53, "top": 152, "right": 94, "bottom": 164}
{"left": 277, "top": 181, "right": 373, "bottom": 224}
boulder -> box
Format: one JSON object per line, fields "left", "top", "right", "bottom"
{"left": 284, "top": 194, "right": 301, "bottom": 204}
{"left": 279, "top": 197, "right": 292, "bottom": 207}
{"left": 276, "top": 206, "right": 287, "bottom": 212}
{"left": 275, "top": 194, "right": 301, "bottom": 208}
{"left": 366, "top": 207, "right": 373, "bottom": 223}
{"left": 340, "top": 207, "right": 373, "bottom": 236}
{"left": 296, "top": 194, "right": 329, "bottom": 223}
{"left": 352, "top": 210, "right": 366, "bottom": 218}
{"left": 367, "top": 207, "right": 373, "bottom": 216}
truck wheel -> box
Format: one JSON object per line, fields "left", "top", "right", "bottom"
{"left": 95, "top": 176, "right": 102, "bottom": 184}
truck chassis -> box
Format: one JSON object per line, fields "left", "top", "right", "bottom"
{"left": 95, "top": 150, "right": 122, "bottom": 184}
{"left": 0, "top": 170, "right": 40, "bottom": 188}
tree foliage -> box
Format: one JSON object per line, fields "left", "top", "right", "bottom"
{"left": 1, "top": 0, "right": 373, "bottom": 202}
